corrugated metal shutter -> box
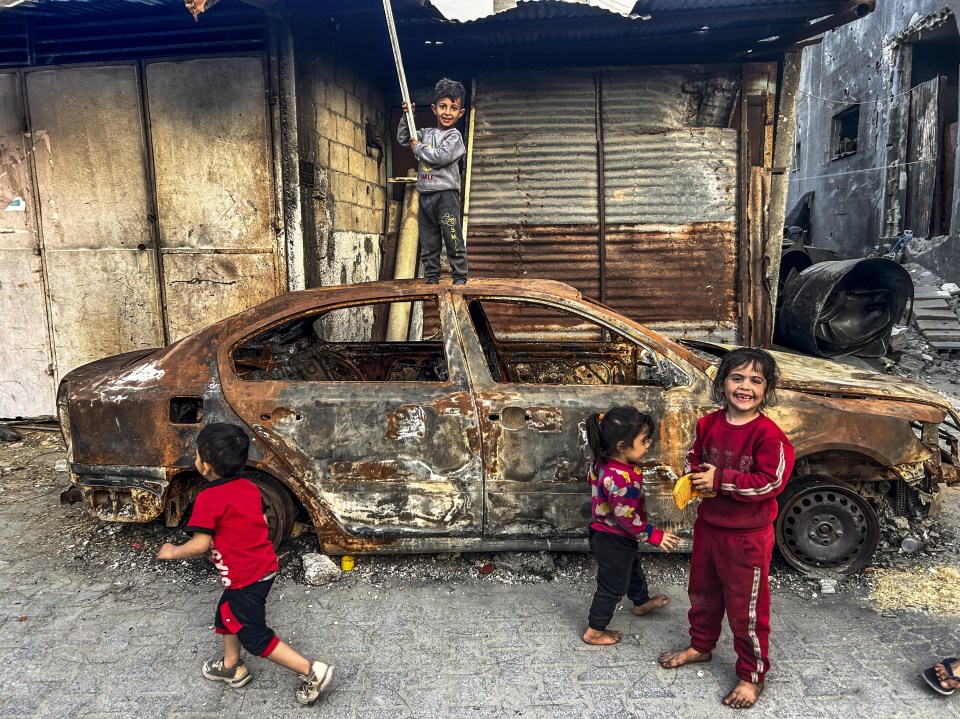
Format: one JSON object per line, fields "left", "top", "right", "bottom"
{"left": 469, "top": 71, "right": 600, "bottom": 329}
{"left": 468, "top": 66, "right": 741, "bottom": 338}
{"left": 602, "top": 68, "right": 740, "bottom": 327}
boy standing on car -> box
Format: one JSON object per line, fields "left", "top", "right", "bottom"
{"left": 156, "top": 423, "right": 334, "bottom": 705}
{"left": 397, "top": 77, "right": 469, "bottom": 285}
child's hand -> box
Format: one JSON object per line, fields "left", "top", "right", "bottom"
{"left": 156, "top": 543, "right": 177, "bottom": 561}
{"left": 658, "top": 532, "right": 681, "bottom": 553}
{"left": 401, "top": 101, "right": 416, "bottom": 114}
{"left": 691, "top": 463, "right": 716, "bottom": 495}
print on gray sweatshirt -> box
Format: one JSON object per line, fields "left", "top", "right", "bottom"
{"left": 397, "top": 118, "right": 465, "bottom": 194}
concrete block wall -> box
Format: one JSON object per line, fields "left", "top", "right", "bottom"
{"left": 296, "top": 45, "right": 386, "bottom": 291}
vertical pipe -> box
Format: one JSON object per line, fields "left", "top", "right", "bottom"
{"left": 462, "top": 78, "right": 477, "bottom": 240}
{"left": 270, "top": 19, "right": 304, "bottom": 292}
{"left": 382, "top": 0, "right": 416, "bottom": 134}
{"left": 595, "top": 72, "right": 607, "bottom": 305}
{"left": 386, "top": 172, "right": 419, "bottom": 341}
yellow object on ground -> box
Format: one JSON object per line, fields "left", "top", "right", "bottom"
{"left": 341, "top": 555, "right": 355, "bottom": 571}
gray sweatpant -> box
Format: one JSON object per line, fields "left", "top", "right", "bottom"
{"left": 418, "top": 190, "right": 468, "bottom": 283}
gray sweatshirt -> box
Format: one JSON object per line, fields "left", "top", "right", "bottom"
{"left": 397, "top": 118, "right": 465, "bottom": 194}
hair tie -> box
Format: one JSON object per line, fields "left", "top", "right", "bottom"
{"left": 598, "top": 413, "right": 605, "bottom": 422}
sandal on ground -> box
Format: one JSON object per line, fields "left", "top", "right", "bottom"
{"left": 923, "top": 657, "right": 959, "bottom": 696}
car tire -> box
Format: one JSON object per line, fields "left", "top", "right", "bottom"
{"left": 775, "top": 476, "right": 880, "bottom": 575}
{"left": 245, "top": 470, "right": 297, "bottom": 550}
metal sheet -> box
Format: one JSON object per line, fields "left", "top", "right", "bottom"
{"left": 602, "top": 66, "right": 740, "bottom": 130}
{"left": 603, "top": 129, "right": 739, "bottom": 224}
{"left": 605, "top": 223, "right": 738, "bottom": 324}
{"left": 467, "top": 226, "right": 600, "bottom": 298}
{"left": 468, "top": 67, "right": 740, "bottom": 337}
{"left": 25, "top": 65, "right": 163, "bottom": 383}
{"left": 146, "top": 56, "right": 280, "bottom": 339}
{"left": 470, "top": 71, "right": 598, "bottom": 226}
{"left": 160, "top": 251, "right": 278, "bottom": 341}
{"left": 0, "top": 70, "right": 53, "bottom": 418}
{"left": 906, "top": 77, "right": 940, "bottom": 238}
{"left": 43, "top": 248, "right": 164, "bottom": 377}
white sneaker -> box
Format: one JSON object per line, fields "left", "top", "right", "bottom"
{"left": 295, "top": 660, "right": 334, "bottom": 705}
{"left": 201, "top": 657, "right": 252, "bottom": 688}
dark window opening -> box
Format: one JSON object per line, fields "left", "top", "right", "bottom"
{"left": 466, "top": 298, "right": 661, "bottom": 386}
{"left": 169, "top": 397, "right": 203, "bottom": 425}
{"left": 232, "top": 298, "right": 448, "bottom": 383}
{"left": 832, "top": 106, "right": 859, "bottom": 158}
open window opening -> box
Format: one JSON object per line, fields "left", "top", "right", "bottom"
{"left": 232, "top": 298, "right": 448, "bottom": 383}
{"left": 466, "top": 298, "right": 662, "bottom": 386}
{"left": 832, "top": 105, "right": 860, "bottom": 158}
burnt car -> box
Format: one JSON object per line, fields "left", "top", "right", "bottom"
{"left": 58, "top": 279, "right": 960, "bottom": 574}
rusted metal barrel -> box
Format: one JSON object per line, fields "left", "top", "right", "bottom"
{"left": 775, "top": 258, "right": 913, "bottom": 357}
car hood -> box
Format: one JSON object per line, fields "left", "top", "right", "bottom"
{"left": 691, "top": 342, "right": 959, "bottom": 422}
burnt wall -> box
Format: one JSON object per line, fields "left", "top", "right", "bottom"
{"left": 788, "top": 1, "right": 960, "bottom": 271}
{"left": 294, "top": 36, "right": 387, "bottom": 290}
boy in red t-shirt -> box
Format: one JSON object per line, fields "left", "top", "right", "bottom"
{"left": 157, "top": 423, "right": 334, "bottom": 705}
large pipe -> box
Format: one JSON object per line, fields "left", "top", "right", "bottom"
{"left": 386, "top": 172, "right": 419, "bottom": 341}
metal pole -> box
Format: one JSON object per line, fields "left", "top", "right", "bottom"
{"left": 382, "top": 0, "right": 416, "bottom": 134}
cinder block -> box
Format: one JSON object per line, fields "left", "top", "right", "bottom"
{"left": 330, "top": 143, "right": 349, "bottom": 173}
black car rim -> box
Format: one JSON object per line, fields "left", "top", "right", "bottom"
{"left": 776, "top": 479, "right": 880, "bottom": 574}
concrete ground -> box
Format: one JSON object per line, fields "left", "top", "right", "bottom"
{"left": 1, "top": 429, "right": 959, "bottom": 719}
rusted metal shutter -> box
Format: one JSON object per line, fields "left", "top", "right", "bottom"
{"left": 468, "top": 66, "right": 740, "bottom": 339}
{"left": 469, "top": 71, "right": 600, "bottom": 299}
{"left": 602, "top": 67, "right": 740, "bottom": 334}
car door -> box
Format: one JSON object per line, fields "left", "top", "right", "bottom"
{"left": 452, "top": 292, "right": 703, "bottom": 540}
{"left": 220, "top": 291, "right": 482, "bottom": 540}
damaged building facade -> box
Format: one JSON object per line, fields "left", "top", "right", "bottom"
{"left": 0, "top": 0, "right": 872, "bottom": 418}
{"left": 788, "top": 1, "right": 960, "bottom": 280}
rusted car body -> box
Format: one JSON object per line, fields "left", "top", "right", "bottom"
{"left": 58, "top": 279, "right": 960, "bottom": 574}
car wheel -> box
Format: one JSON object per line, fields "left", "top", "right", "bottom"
{"left": 245, "top": 470, "right": 297, "bottom": 550}
{"left": 775, "top": 476, "right": 880, "bottom": 575}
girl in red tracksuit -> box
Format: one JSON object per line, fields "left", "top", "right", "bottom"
{"left": 659, "top": 348, "right": 794, "bottom": 710}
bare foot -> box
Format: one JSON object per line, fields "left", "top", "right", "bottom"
{"left": 582, "top": 628, "right": 622, "bottom": 645}
{"left": 659, "top": 646, "right": 712, "bottom": 668}
{"left": 935, "top": 662, "right": 960, "bottom": 690}
{"left": 723, "top": 680, "right": 764, "bottom": 709}
{"left": 633, "top": 594, "right": 670, "bottom": 616}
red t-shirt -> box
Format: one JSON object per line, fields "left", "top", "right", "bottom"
{"left": 185, "top": 475, "right": 278, "bottom": 589}
{"left": 685, "top": 410, "right": 795, "bottom": 532}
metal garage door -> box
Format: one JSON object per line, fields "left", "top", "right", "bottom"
{"left": 0, "top": 57, "right": 279, "bottom": 418}
{"left": 468, "top": 66, "right": 740, "bottom": 339}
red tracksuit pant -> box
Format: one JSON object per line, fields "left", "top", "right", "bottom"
{"left": 687, "top": 519, "right": 774, "bottom": 684}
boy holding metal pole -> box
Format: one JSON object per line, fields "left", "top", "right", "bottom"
{"left": 397, "top": 78, "right": 469, "bottom": 285}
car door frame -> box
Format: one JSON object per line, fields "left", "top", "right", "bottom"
{"left": 217, "top": 289, "right": 484, "bottom": 543}
{"left": 451, "top": 290, "right": 712, "bottom": 542}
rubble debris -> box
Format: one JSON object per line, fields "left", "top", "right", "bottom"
{"left": 302, "top": 553, "right": 342, "bottom": 586}
{"left": 0, "top": 425, "right": 21, "bottom": 442}
{"left": 869, "top": 566, "right": 960, "bottom": 614}
{"left": 819, "top": 578, "right": 837, "bottom": 594}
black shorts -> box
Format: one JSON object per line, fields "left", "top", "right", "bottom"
{"left": 214, "top": 576, "right": 278, "bottom": 657}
